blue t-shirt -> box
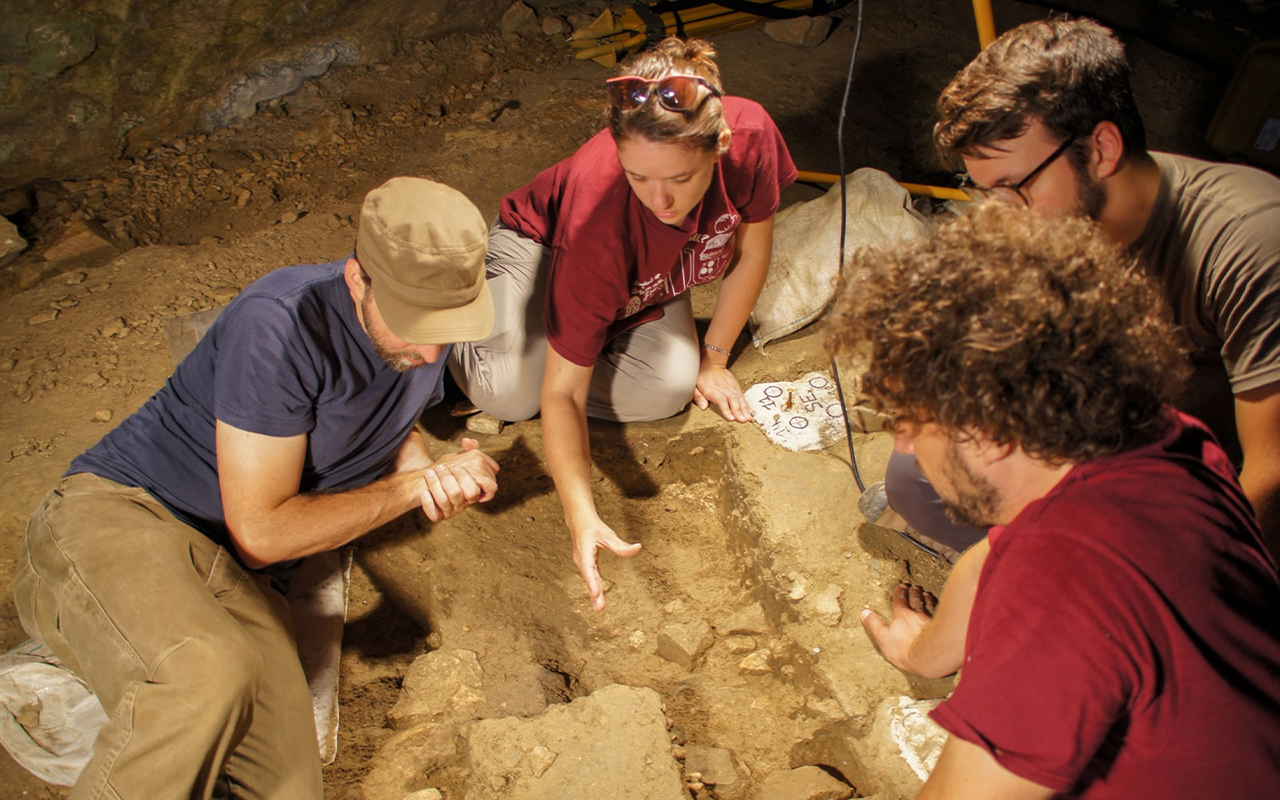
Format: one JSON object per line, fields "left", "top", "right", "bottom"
{"left": 70, "top": 260, "right": 449, "bottom": 548}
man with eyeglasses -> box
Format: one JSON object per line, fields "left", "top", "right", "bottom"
{"left": 864, "top": 18, "right": 1280, "bottom": 603}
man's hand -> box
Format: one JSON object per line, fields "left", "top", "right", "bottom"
{"left": 861, "top": 583, "right": 938, "bottom": 673}
{"left": 693, "top": 360, "right": 752, "bottom": 422}
{"left": 571, "top": 517, "right": 643, "bottom": 612}
{"left": 418, "top": 437, "right": 499, "bottom": 522}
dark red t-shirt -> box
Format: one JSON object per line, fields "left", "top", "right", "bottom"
{"left": 499, "top": 96, "right": 797, "bottom": 367}
{"left": 931, "top": 412, "right": 1280, "bottom": 798}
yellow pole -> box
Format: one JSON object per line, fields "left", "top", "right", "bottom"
{"left": 971, "top": 0, "right": 996, "bottom": 49}
{"left": 571, "top": 1, "right": 817, "bottom": 50}
{"left": 796, "top": 171, "right": 972, "bottom": 202}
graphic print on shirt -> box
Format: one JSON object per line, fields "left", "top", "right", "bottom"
{"left": 624, "top": 212, "right": 742, "bottom": 316}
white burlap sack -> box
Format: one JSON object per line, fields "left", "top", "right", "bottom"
{"left": 750, "top": 168, "right": 928, "bottom": 347}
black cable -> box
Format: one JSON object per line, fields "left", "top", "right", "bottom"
{"left": 832, "top": 0, "right": 866, "bottom": 494}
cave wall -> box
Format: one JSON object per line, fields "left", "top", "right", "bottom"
{"left": 0, "top": 0, "right": 530, "bottom": 191}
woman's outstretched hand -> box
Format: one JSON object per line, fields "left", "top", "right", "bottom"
{"left": 572, "top": 517, "right": 643, "bottom": 611}
{"left": 693, "top": 361, "right": 752, "bottom": 422}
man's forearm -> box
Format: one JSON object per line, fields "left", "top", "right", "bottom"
{"left": 232, "top": 469, "right": 424, "bottom": 568}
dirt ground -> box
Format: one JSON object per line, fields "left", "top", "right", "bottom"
{"left": 0, "top": 1, "right": 1250, "bottom": 797}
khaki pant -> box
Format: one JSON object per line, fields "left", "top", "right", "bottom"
{"left": 449, "top": 222, "right": 701, "bottom": 423}
{"left": 13, "top": 473, "right": 324, "bottom": 800}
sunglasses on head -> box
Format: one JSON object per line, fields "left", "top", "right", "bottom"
{"left": 604, "top": 75, "right": 722, "bottom": 113}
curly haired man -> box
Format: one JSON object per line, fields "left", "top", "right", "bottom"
{"left": 834, "top": 203, "right": 1280, "bottom": 799}
{"left": 878, "top": 17, "right": 1280, "bottom": 562}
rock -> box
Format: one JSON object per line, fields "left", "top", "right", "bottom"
{"left": 541, "top": 16, "right": 567, "bottom": 36}
{"left": 813, "top": 584, "right": 844, "bottom": 627}
{"left": 723, "top": 635, "right": 756, "bottom": 654}
{"left": 363, "top": 724, "right": 465, "bottom": 800}
{"left": 0, "top": 190, "right": 31, "bottom": 217}
{"left": 717, "top": 603, "right": 768, "bottom": 636}
{"left": 27, "top": 309, "right": 59, "bottom": 325}
{"left": 465, "top": 412, "right": 504, "bottom": 435}
{"left": 849, "top": 696, "right": 946, "bottom": 796}
{"left": 500, "top": 3, "right": 540, "bottom": 35}
{"left": 1, "top": 217, "right": 28, "bottom": 268}
{"left": 43, "top": 221, "right": 120, "bottom": 271}
{"left": 64, "top": 271, "right": 88, "bottom": 285}
{"left": 93, "top": 409, "right": 113, "bottom": 422}
{"left": 466, "top": 684, "right": 686, "bottom": 800}
{"left": 657, "top": 619, "right": 714, "bottom": 670}
{"left": 738, "top": 649, "right": 773, "bottom": 675}
{"left": 764, "top": 17, "right": 834, "bottom": 48}
{"left": 684, "top": 745, "right": 747, "bottom": 800}
{"left": 847, "top": 404, "right": 890, "bottom": 432}
{"left": 789, "top": 577, "right": 808, "bottom": 601}
{"left": 757, "top": 765, "right": 853, "bottom": 800}
{"left": 402, "top": 791, "right": 444, "bottom": 800}
{"left": 387, "top": 649, "right": 485, "bottom": 730}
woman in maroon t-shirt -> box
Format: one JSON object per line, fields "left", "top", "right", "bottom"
{"left": 450, "top": 38, "right": 796, "bottom": 611}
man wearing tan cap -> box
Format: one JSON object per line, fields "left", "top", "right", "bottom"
{"left": 12, "top": 177, "right": 498, "bottom": 799}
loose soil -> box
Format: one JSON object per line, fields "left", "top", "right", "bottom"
{"left": 0, "top": 1, "right": 1249, "bottom": 797}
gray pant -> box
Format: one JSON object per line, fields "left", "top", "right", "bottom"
{"left": 450, "top": 222, "right": 701, "bottom": 423}
{"left": 884, "top": 449, "right": 987, "bottom": 553}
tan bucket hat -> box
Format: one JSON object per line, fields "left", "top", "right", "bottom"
{"left": 355, "top": 177, "right": 492, "bottom": 343}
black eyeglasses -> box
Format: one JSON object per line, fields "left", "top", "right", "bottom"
{"left": 959, "top": 137, "right": 1076, "bottom": 206}
{"left": 604, "top": 75, "right": 722, "bottom": 113}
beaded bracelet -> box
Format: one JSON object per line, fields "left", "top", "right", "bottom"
{"left": 702, "top": 342, "right": 731, "bottom": 357}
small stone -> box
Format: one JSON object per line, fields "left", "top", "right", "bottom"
{"left": 500, "top": 2, "right": 539, "bottom": 35}
{"left": 100, "top": 317, "right": 130, "bottom": 338}
{"left": 657, "top": 619, "right": 714, "bottom": 671}
{"left": 233, "top": 188, "right": 252, "bottom": 208}
{"left": 541, "top": 16, "right": 567, "bottom": 36}
{"left": 93, "top": 409, "right": 113, "bottom": 422}
{"left": 401, "top": 790, "right": 443, "bottom": 800}
{"left": 65, "top": 271, "right": 88, "bottom": 285}
{"left": 764, "top": 17, "right": 834, "bottom": 47}
{"left": 723, "top": 635, "right": 756, "bottom": 654}
{"left": 43, "top": 221, "right": 119, "bottom": 268}
{"left": 813, "top": 584, "right": 844, "bottom": 627}
{"left": 738, "top": 649, "right": 773, "bottom": 675}
{"left": 684, "top": 746, "right": 746, "bottom": 799}
{"left": 528, "top": 745, "right": 556, "bottom": 777}
{"left": 465, "top": 412, "right": 504, "bottom": 435}
{"left": 28, "top": 309, "right": 59, "bottom": 325}
{"left": 279, "top": 211, "right": 299, "bottom": 224}
{"left": 789, "top": 578, "right": 808, "bottom": 601}
{"left": 757, "top": 765, "right": 852, "bottom": 800}
{"left": 81, "top": 372, "right": 108, "bottom": 388}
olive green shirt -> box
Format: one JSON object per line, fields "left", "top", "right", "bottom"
{"left": 1132, "top": 153, "right": 1280, "bottom": 459}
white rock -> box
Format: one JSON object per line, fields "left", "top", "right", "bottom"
{"left": 466, "top": 684, "right": 686, "bottom": 800}
{"left": 813, "top": 584, "right": 844, "bottom": 626}
{"left": 738, "top": 649, "right": 773, "bottom": 675}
